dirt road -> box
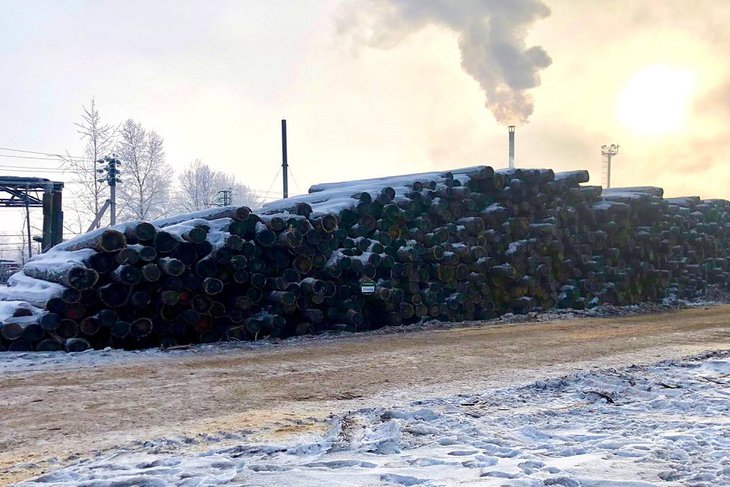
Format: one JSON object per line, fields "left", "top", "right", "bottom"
{"left": 2, "top": 305, "right": 729, "bottom": 484}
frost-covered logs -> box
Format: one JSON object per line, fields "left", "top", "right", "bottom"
{"left": 1, "top": 165, "right": 729, "bottom": 352}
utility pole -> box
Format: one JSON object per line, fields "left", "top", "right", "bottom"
{"left": 217, "top": 189, "right": 232, "bottom": 206}
{"left": 97, "top": 155, "right": 121, "bottom": 225}
{"left": 281, "top": 119, "right": 288, "bottom": 199}
{"left": 109, "top": 163, "right": 117, "bottom": 225}
{"left": 601, "top": 144, "right": 619, "bottom": 189}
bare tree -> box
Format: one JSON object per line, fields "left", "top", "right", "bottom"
{"left": 116, "top": 120, "right": 172, "bottom": 221}
{"left": 176, "top": 160, "right": 261, "bottom": 212}
{"left": 14, "top": 219, "right": 30, "bottom": 265}
{"left": 0, "top": 234, "right": 22, "bottom": 283}
{"left": 177, "top": 159, "right": 217, "bottom": 212}
{"left": 63, "top": 204, "right": 87, "bottom": 238}
{"left": 0, "top": 235, "right": 19, "bottom": 263}
{"left": 64, "top": 98, "right": 116, "bottom": 229}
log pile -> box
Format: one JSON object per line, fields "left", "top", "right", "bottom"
{"left": 1, "top": 165, "right": 729, "bottom": 352}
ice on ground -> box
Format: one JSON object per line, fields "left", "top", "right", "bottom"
{"left": 16, "top": 350, "right": 730, "bottom": 486}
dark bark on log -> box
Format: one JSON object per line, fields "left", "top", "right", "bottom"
{"left": 52, "top": 228, "right": 126, "bottom": 253}
{"left": 111, "top": 265, "right": 143, "bottom": 285}
{"left": 79, "top": 315, "right": 101, "bottom": 336}
{"left": 65, "top": 337, "right": 91, "bottom": 352}
{"left": 115, "top": 247, "right": 140, "bottom": 265}
{"left": 56, "top": 319, "right": 79, "bottom": 339}
{"left": 63, "top": 302, "right": 86, "bottom": 321}
{"left": 158, "top": 257, "right": 186, "bottom": 277}
{"left": 110, "top": 320, "right": 131, "bottom": 338}
{"left": 61, "top": 288, "right": 82, "bottom": 304}
{"left": 95, "top": 309, "right": 119, "bottom": 328}
{"left": 131, "top": 318, "right": 153, "bottom": 339}
{"left": 160, "top": 290, "right": 180, "bottom": 306}
{"left": 195, "top": 256, "right": 217, "bottom": 278}
{"left": 8, "top": 340, "right": 33, "bottom": 351}
{"left": 142, "top": 263, "right": 162, "bottom": 282}
{"left": 118, "top": 221, "right": 157, "bottom": 243}
{"left": 39, "top": 312, "right": 60, "bottom": 331}
{"left": 36, "top": 338, "right": 63, "bottom": 351}
{"left": 23, "top": 262, "right": 99, "bottom": 291}
{"left": 0, "top": 316, "right": 44, "bottom": 342}
{"left": 84, "top": 252, "right": 116, "bottom": 274}
{"left": 202, "top": 278, "right": 224, "bottom": 295}
{"left": 98, "top": 283, "right": 130, "bottom": 308}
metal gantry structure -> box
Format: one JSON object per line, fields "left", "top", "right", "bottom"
{"left": 0, "top": 176, "right": 64, "bottom": 255}
{"left": 601, "top": 143, "right": 620, "bottom": 189}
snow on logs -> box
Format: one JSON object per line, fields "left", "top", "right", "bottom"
{"left": 2, "top": 165, "right": 730, "bottom": 352}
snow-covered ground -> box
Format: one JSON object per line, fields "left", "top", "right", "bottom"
{"left": 17, "top": 350, "right": 730, "bottom": 486}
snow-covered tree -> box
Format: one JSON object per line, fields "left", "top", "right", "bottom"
{"left": 217, "top": 172, "right": 263, "bottom": 209}
{"left": 64, "top": 98, "right": 116, "bottom": 230}
{"left": 176, "top": 159, "right": 217, "bottom": 212}
{"left": 116, "top": 120, "right": 172, "bottom": 221}
{"left": 176, "top": 160, "right": 261, "bottom": 212}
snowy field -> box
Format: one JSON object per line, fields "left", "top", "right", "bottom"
{"left": 17, "top": 350, "right": 730, "bottom": 487}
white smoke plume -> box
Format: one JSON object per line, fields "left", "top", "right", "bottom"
{"left": 338, "top": 0, "right": 552, "bottom": 125}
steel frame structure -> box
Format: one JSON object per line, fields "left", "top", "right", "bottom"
{"left": 0, "top": 176, "right": 64, "bottom": 252}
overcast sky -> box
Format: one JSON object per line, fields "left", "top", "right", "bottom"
{"left": 1, "top": 0, "right": 730, "bottom": 244}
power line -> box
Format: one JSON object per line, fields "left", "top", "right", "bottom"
{"left": 250, "top": 190, "right": 282, "bottom": 197}
{"left": 0, "top": 165, "right": 69, "bottom": 172}
{"left": 0, "top": 154, "right": 85, "bottom": 163}
{"left": 288, "top": 167, "right": 303, "bottom": 195}
{"left": 248, "top": 189, "right": 281, "bottom": 200}
{"left": 0, "top": 146, "right": 62, "bottom": 156}
{"left": 261, "top": 168, "right": 282, "bottom": 201}
{"left": 249, "top": 187, "right": 287, "bottom": 194}
{"left": 0, "top": 169, "right": 71, "bottom": 175}
{"left": 0, "top": 170, "right": 69, "bottom": 174}
{"left": 0, "top": 154, "right": 77, "bottom": 162}
{"left": 0, "top": 162, "right": 72, "bottom": 170}
{"left": 0, "top": 162, "right": 84, "bottom": 172}
{"left": 0, "top": 146, "right": 83, "bottom": 159}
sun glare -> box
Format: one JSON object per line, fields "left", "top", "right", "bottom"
{"left": 615, "top": 64, "right": 696, "bottom": 135}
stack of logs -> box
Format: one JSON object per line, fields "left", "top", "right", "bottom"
{"left": 1, "top": 165, "right": 729, "bottom": 352}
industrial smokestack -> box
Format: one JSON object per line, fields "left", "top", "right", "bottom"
{"left": 508, "top": 126, "right": 515, "bottom": 169}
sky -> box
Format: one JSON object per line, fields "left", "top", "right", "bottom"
{"left": 1, "top": 0, "right": 730, "bottom": 248}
